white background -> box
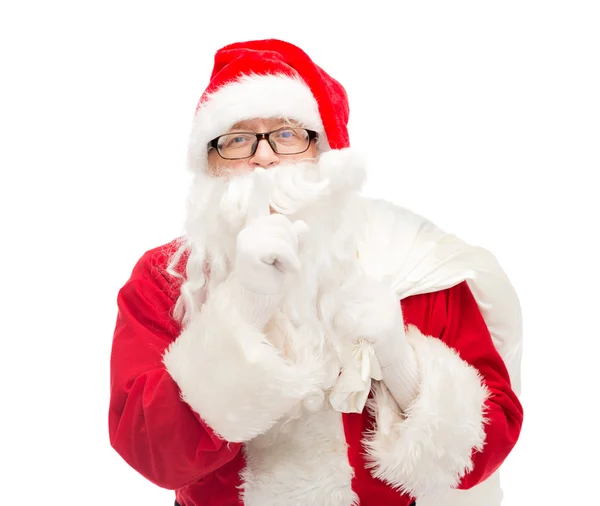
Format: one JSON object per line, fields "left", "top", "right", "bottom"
{"left": 1, "top": 1, "right": 599, "bottom": 504}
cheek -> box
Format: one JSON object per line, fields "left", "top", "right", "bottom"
{"left": 290, "top": 142, "right": 318, "bottom": 162}
{"left": 228, "top": 160, "right": 252, "bottom": 172}
{"left": 207, "top": 150, "right": 220, "bottom": 174}
{"left": 207, "top": 150, "right": 250, "bottom": 174}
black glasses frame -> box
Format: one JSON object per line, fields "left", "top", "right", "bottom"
{"left": 209, "top": 128, "right": 318, "bottom": 160}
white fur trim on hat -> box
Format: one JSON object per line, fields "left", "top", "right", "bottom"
{"left": 187, "top": 74, "right": 328, "bottom": 173}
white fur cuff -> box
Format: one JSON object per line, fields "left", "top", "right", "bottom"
{"left": 364, "top": 325, "right": 490, "bottom": 499}
{"left": 163, "top": 277, "right": 319, "bottom": 443}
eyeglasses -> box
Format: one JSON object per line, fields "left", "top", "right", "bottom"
{"left": 209, "top": 127, "right": 318, "bottom": 160}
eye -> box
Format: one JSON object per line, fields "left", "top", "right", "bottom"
{"left": 279, "top": 129, "right": 295, "bottom": 139}
{"left": 219, "top": 134, "right": 253, "bottom": 149}
{"left": 275, "top": 129, "right": 305, "bottom": 142}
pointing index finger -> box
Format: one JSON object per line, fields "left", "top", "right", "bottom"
{"left": 247, "top": 168, "right": 271, "bottom": 223}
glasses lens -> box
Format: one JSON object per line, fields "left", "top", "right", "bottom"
{"left": 270, "top": 128, "right": 310, "bottom": 154}
{"left": 217, "top": 133, "right": 257, "bottom": 159}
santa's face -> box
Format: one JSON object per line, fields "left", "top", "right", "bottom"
{"left": 206, "top": 118, "right": 319, "bottom": 176}
{"left": 175, "top": 121, "right": 366, "bottom": 330}
{"left": 182, "top": 143, "right": 362, "bottom": 294}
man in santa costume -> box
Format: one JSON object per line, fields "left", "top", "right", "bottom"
{"left": 109, "top": 39, "right": 523, "bottom": 506}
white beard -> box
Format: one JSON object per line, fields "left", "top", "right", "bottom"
{"left": 170, "top": 153, "right": 367, "bottom": 408}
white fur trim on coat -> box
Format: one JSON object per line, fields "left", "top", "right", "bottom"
{"left": 187, "top": 74, "right": 328, "bottom": 173}
{"left": 241, "top": 408, "right": 358, "bottom": 506}
{"left": 163, "top": 276, "right": 321, "bottom": 443}
{"left": 363, "top": 325, "right": 490, "bottom": 499}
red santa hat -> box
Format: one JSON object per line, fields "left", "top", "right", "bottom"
{"left": 187, "top": 39, "right": 354, "bottom": 174}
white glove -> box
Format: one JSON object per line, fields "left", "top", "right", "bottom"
{"left": 334, "top": 275, "right": 420, "bottom": 411}
{"left": 236, "top": 214, "right": 308, "bottom": 295}
{"left": 233, "top": 169, "right": 309, "bottom": 329}
{"left": 334, "top": 275, "right": 406, "bottom": 366}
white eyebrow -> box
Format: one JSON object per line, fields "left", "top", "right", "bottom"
{"left": 228, "top": 118, "right": 302, "bottom": 132}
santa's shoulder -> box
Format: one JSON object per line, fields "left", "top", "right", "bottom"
{"left": 127, "top": 238, "right": 183, "bottom": 277}
{"left": 122, "top": 238, "right": 187, "bottom": 299}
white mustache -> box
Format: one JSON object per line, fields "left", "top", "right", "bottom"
{"left": 220, "top": 160, "right": 332, "bottom": 221}
{"left": 268, "top": 161, "right": 331, "bottom": 214}
{"left": 214, "top": 148, "right": 366, "bottom": 231}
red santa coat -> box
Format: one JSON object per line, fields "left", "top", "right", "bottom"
{"left": 109, "top": 200, "right": 523, "bottom": 506}
{"left": 109, "top": 223, "right": 523, "bottom": 506}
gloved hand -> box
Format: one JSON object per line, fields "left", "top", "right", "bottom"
{"left": 232, "top": 169, "right": 309, "bottom": 328}
{"left": 236, "top": 214, "right": 308, "bottom": 295}
{"left": 334, "top": 274, "right": 407, "bottom": 368}
{"left": 334, "top": 274, "right": 420, "bottom": 411}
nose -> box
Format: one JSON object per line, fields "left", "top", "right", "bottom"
{"left": 249, "top": 138, "right": 279, "bottom": 169}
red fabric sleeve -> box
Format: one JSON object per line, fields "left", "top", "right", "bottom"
{"left": 108, "top": 249, "right": 241, "bottom": 490}
{"left": 440, "top": 282, "right": 523, "bottom": 489}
